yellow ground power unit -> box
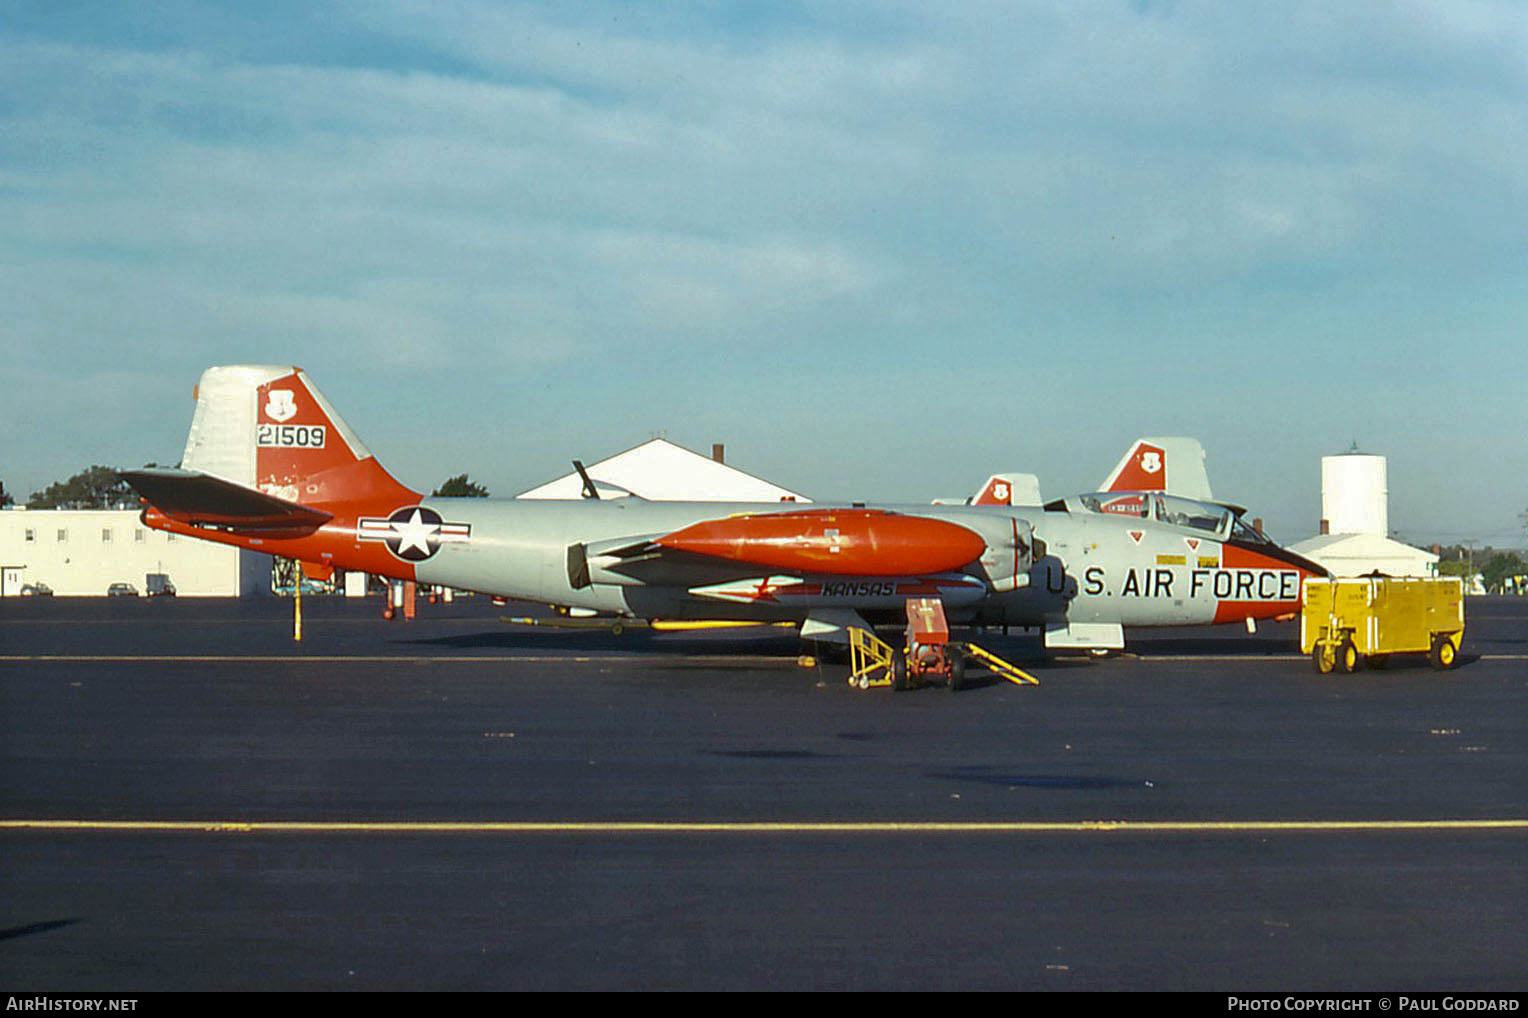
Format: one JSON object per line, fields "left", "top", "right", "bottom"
{"left": 1300, "top": 576, "right": 1464, "bottom": 674}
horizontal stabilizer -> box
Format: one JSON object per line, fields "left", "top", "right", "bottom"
{"left": 120, "top": 468, "right": 332, "bottom": 534}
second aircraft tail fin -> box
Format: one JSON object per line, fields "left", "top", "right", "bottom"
{"left": 1099, "top": 437, "right": 1212, "bottom": 501}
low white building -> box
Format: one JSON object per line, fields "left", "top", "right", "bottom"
{"left": 1287, "top": 531, "right": 1438, "bottom": 578}
{"left": 0, "top": 507, "right": 265, "bottom": 597}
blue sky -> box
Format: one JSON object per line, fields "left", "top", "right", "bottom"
{"left": 2, "top": 0, "right": 1524, "bottom": 546}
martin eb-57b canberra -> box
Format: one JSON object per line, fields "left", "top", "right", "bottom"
{"left": 124, "top": 366, "right": 1326, "bottom": 653}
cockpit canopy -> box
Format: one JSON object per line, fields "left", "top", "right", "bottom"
{"left": 1059, "top": 491, "right": 1274, "bottom": 545}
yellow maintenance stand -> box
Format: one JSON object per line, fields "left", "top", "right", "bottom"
{"left": 1300, "top": 576, "right": 1464, "bottom": 674}
{"left": 847, "top": 599, "right": 1040, "bottom": 691}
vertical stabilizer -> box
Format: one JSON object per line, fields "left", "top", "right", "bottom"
{"left": 971, "top": 473, "right": 1043, "bottom": 507}
{"left": 181, "top": 365, "right": 414, "bottom": 507}
{"left": 1100, "top": 437, "right": 1212, "bottom": 501}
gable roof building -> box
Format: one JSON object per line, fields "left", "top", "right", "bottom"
{"left": 516, "top": 439, "right": 809, "bottom": 503}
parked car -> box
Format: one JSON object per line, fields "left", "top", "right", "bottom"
{"left": 106, "top": 582, "right": 139, "bottom": 597}
{"left": 20, "top": 582, "right": 53, "bottom": 597}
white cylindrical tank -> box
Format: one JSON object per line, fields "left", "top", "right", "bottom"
{"left": 1322, "top": 452, "right": 1387, "bottom": 536}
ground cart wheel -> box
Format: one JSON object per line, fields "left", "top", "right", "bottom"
{"left": 1338, "top": 640, "right": 1361, "bottom": 674}
{"left": 948, "top": 651, "right": 966, "bottom": 693}
{"left": 1311, "top": 643, "right": 1336, "bottom": 675}
{"left": 1429, "top": 636, "right": 1457, "bottom": 671}
{"left": 890, "top": 653, "right": 908, "bottom": 692}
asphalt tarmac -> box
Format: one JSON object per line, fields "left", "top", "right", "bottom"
{"left": 1, "top": 595, "right": 1524, "bottom": 991}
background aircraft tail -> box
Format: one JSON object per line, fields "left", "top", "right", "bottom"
{"left": 970, "top": 472, "right": 1042, "bottom": 507}
{"left": 1099, "top": 437, "right": 1213, "bottom": 501}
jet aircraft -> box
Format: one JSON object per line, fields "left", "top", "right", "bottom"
{"left": 123, "top": 366, "right": 1326, "bottom": 654}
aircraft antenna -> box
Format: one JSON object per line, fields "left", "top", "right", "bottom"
{"left": 572, "top": 461, "right": 601, "bottom": 500}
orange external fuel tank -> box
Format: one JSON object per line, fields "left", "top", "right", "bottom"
{"left": 655, "top": 508, "right": 987, "bottom": 577}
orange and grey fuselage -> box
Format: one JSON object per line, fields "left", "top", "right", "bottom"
{"left": 125, "top": 366, "right": 1325, "bottom": 650}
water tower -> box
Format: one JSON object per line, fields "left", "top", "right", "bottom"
{"left": 1320, "top": 445, "right": 1387, "bottom": 537}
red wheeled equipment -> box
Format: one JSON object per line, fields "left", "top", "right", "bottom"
{"left": 847, "top": 598, "right": 1039, "bottom": 692}
{"left": 898, "top": 598, "right": 966, "bottom": 691}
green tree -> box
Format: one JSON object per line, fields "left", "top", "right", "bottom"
{"left": 432, "top": 474, "right": 490, "bottom": 498}
{"left": 28, "top": 465, "right": 137, "bottom": 509}
{"left": 1434, "top": 544, "right": 1482, "bottom": 578}
{"left": 1481, "top": 553, "right": 1527, "bottom": 593}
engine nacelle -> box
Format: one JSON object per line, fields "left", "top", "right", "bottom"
{"left": 935, "top": 512, "right": 1033, "bottom": 593}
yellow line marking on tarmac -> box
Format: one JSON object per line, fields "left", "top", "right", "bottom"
{"left": 0, "top": 654, "right": 788, "bottom": 663}
{"left": 4, "top": 819, "right": 1526, "bottom": 835}
{"left": 1138, "top": 654, "right": 1528, "bottom": 662}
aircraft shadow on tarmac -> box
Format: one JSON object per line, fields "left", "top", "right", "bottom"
{"left": 926, "top": 766, "right": 1152, "bottom": 790}
{"left": 397, "top": 627, "right": 803, "bottom": 658}
{"left": 1116, "top": 633, "right": 1298, "bottom": 657}
{"left": 391, "top": 615, "right": 1487, "bottom": 672}
{"left": 0, "top": 919, "right": 82, "bottom": 943}
{"left": 708, "top": 749, "right": 843, "bottom": 760}
{"left": 698, "top": 754, "right": 1154, "bottom": 789}
{"left": 402, "top": 626, "right": 1310, "bottom": 664}
{"left": 398, "top": 626, "right": 1077, "bottom": 670}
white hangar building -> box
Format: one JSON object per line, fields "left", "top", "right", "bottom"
{"left": 1288, "top": 450, "right": 1438, "bottom": 578}
{"left": 517, "top": 438, "right": 809, "bottom": 503}
{"left": 0, "top": 507, "right": 266, "bottom": 597}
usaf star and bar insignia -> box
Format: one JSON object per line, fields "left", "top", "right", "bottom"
{"left": 357, "top": 506, "right": 472, "bottom": 562}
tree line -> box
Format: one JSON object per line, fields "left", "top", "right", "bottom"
{"left": 1435, "top": 545, "right": 1528, "bottom": 593}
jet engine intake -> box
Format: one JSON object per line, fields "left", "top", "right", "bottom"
{"left": 952, "top": 513, "right": 1034, "bottom": 593}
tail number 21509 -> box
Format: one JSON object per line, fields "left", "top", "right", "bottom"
{"left": 256, "top": 424, "right": 327, "bottom": 448}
